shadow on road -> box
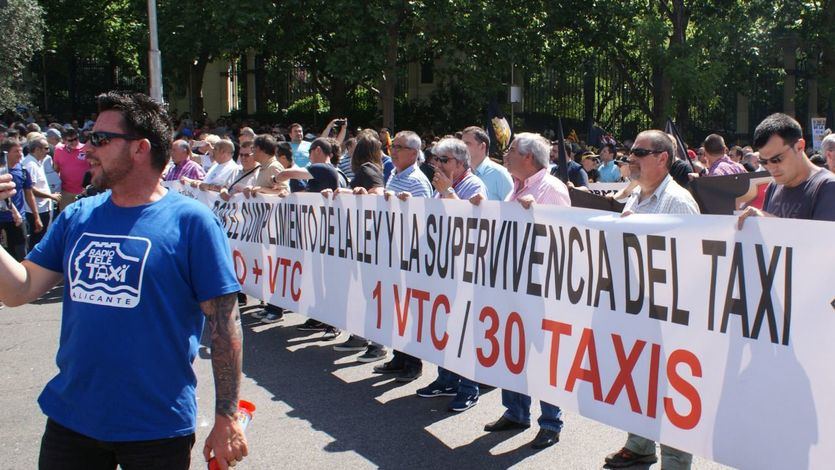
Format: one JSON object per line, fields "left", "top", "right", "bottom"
{"left": 239, "top": 314, "right": 543, "bottom": 469}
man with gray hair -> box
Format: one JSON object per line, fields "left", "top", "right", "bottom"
{"left": 164, "top": 140, "right": 205, "bottom": 182}
{"left": 606, "top": 129, "right": 699, "bottom": 469}
{"left": 372, "top": 130, "right": 433, "bottom": 380}
{"left": 483, "top": 132, "right": 569, "bottom": 449}
{"left": 415, "top": 137, "right": 486, "bottom": 412}
{"left": 822, "top": 133, "right": 835, "bottom": 173}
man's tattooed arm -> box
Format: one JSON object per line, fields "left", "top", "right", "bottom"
{"left": 200, "top": 293, "right": 243, "bottom": 417}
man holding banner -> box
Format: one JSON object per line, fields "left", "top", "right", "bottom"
{"left": 606, "top": 130, "right": 700, "bottom": 469}
{"left": 483, "top": 132, "right": 569, "bottom": 449}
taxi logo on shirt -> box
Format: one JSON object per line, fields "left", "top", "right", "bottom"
{"left": 68, "top": 233, "right": 151, "bottom": 308}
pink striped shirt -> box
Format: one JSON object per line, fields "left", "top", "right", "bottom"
{"left": 508, "top": 167, "right": 571, "bottom": 207}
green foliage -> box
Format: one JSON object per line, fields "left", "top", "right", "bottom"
{"left": 0, "top": 0, "right": 44, "bottom": 108}
{"left": 286, "top": 94, "right": 330, "bottom": 125}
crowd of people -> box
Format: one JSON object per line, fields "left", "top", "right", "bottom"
{"left": 1, "top": 94, "right": 834, "bottom": 469}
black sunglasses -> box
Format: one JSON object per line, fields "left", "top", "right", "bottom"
{"left": 629, "top": 148, "right": 663, "bottom": 158}
{"left": 88, "top": 131, "right": 141, "bottom": 147}
{"left": 758, "top": 147, "right": 794, "bottom": 166}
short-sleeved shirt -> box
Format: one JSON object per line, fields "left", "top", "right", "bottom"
{"left": 763, "top": 168, "right": 835, "bottom": 221}
{"left": 203, "top": 159, "right": 239, "bottom": 188}
{"left": 291, "top": 142, "right": 310, "bottom": 168}
{"left": 510, "top": 167, "right": 571, "bottom": 206}
{"left": 386, "top": 163, "right": 433, "bottom": 198}
{"left": 43, "top": 155, "right": 61, "bottom": 193}
{"left": 707, "top": 155, "right": 746, "bottom": 176}
{"left": 436, "top": 170, "right": 487, "bottom": 200}
{"left": 22, "top": 155, "right": 52, "bottom": 214}
{"left": 382, "top": 155, "right": 394, "bottom": 184}
{"left": 0, "top": 163, "right": 33, "bottom": 222}
{"left": 473, "top": 157, "right": 513, "bottom": 201}
{"left": 302, "top": 163, "right": 341, "bottom": 192}
{"left": 53, "top": 143, "right": 90, "bottom": 194}
{"left": 164, "top": 159, "right": 205, "bottom": 182}
{"left": 26, "top": 190, "right": 240, "bottom": 441}
{"left": 255, "top": 157, "right": 289, "bottom": 192}
{"left": 623, "top": 174, "right": 700, "bottom": 215}
{"left": 228, "top": 167, "right": 260, "bottom": 194}
{"left": 350, "top": 162, "right": 384, "bottom": 190}
{"left": 598, "top": 160, "right": 621, "bottom": 183}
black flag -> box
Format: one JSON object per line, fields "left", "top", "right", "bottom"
{"left": 555, "top": 118, "right": 569, "bottom": 184}
{"left": 664, "top": 118, "right": 695, "bottom": 172}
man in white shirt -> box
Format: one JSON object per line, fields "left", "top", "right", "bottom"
{"left": 21, "top": 137, "right": 61, "bottom": 250}
{"left": 184, "top": 139, "right": 240, "bottom": 192}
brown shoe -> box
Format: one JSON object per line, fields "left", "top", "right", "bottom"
{"left": 604, "top": 447, "right": 658, "bottom": 468}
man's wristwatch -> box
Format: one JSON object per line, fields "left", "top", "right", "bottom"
{"left": 445, "top": 187, "right": 455, "bottom": 197}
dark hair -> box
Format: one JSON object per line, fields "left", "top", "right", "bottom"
{"left": 1, "top": 138, "right": 21, "bottom": 154}
{"left": 326, "top": 137, "right": 341, "bottom": 166}
{"left": 289, "top": 123, "right": 302, "bottom": 132}
{"left": 462, "top": 126, "right": 490, "bottom": 150}
{"left": 702, "top": 134, "right": 726, "bottom": 155}
{"left": 753, "top": 113, "right": 803, "bottom": 150}
{"left": 276, "top": 141, "right": 293, "bottom": 164}
{"left": 95, "top": 91, "right": 172, "bottom": 171}
{"left": 351, "top": 134, "right": 382, "bottom": 173}
{"left": 254, "top": 134, "right": 277, "bottom": 156}
{"left": 310, "top": 137, "right": 332, "bottom": 161}
{"left": 602, "top": 143, "right": 617, "bottom": 154}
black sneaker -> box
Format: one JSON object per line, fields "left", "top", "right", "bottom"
{"left": 448, "top": 392, "right": 479, "bottom": 411}
{"left": 297, "top": 319, "right": 327, "bottom": 331}
{"left": 262, "top": 312, "right": 283, "bottom": 323}
{"left": 356, "top": 346, "right": 387, "bottom": 363}
{"left": 373, "top": 360, "right": 404, "bottom": 374}
{"left": 251, "top": 309, "right": 267, "bottom": 319}
{"left": 416, "top": 381, "right": 457, "bottom": 398}
{"left": 333, "top": 335, "right": 370, "bottom": 352}
{"left": 321, "top": 326, "right": 340, "bottom": 340}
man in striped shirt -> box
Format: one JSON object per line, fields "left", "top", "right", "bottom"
{"left": 372, "top": 130, "right": 432, "bottom": 382}
{"left": 164, "top": 140, "right": 205, "bottom": 182}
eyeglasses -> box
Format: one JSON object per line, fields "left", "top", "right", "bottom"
{"left": 65, "top": 137, "right": 78, "bottom": 143}
{"left": 629, "top": 148, "right": 663, "bottom": 158}
{"left": 758, "top": 146, "right": 794, "bottom": 166}
{"left": 88, "top": 131, "right": 140, "bottom": 147}
{"left": 434, "top": 156, "right": 451, "bottom": 164}
{"left": 392, "top": 144, "right": 412, "bottom": 151}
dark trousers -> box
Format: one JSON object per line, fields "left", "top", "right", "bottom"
{"left": 392, "top": 351, "right": 422, "bottom": 372}
{"left": 0, "top": 220, "right": 27, "bottom": 261}
{"left": 39, "top": 419, "right": 195, "bottom": 470}
{"left": 27, "top": 210, "right": 51, "bottom": 251}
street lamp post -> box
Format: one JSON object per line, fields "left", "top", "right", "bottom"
{"left": 147, "top": 0, "right": 163, "bottom": 103}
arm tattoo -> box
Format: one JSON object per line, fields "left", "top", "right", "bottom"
{"left": 201, "top": 292, "right": 243, "bottom": 417}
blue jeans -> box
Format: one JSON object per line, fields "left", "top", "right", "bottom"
{"left": 501, "top": 390, "right": 563, "bottom": 432}
{"left": 436, "top": 367, "right": 479, "bottom": 396}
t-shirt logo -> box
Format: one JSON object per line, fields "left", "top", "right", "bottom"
{"left": 68, "top": 233, "right": 151, "bottom": 308}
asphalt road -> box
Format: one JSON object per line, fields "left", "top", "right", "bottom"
{"left": 0, "top": 289, "right": 732, "bottom": 470}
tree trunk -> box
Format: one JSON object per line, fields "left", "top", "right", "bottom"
{"left": 651, "top": 64, "right": 670, "bottom": 129}
{"left": 189, "top": 52, "right": 209, "bottom": 118}
{"left": 670, "top": 0, "right": 690, "bottom": 135}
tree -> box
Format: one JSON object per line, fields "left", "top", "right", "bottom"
{"left": 0, "top": 0, "right": 44, "bottom": 109}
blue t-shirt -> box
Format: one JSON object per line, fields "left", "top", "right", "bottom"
{"left": 27, "top": 190, "right": 240, "bottom": 441}
{"left": 0, "top": 163, "right": 32, "bottom": 222}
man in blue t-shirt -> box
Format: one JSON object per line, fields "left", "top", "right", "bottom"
{"left": 0, "top": 92, "right": 247, "bottom": 470}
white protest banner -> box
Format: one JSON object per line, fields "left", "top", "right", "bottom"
{"left": 587, "top": 182, "right": 628, "bottom": 196}
{"left": 811, "top": 117, "right": 827, "bottom": 150}
{"left": 166, "top": 182, "right": 834, "bottom": 469}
